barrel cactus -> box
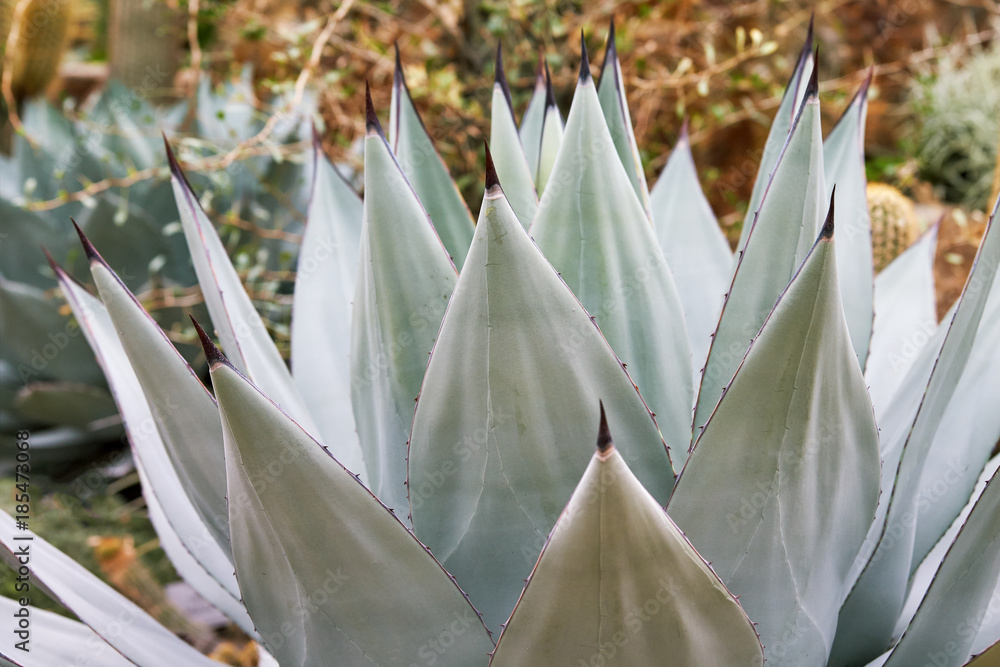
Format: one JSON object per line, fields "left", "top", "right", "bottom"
{"left": 3, "top": 21, "right": 1000, "bottom": 667}
{"left": 868, "top": 182, "right": 920, "bottom": 271}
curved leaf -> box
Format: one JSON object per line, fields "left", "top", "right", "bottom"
{"left": 165, "top": 140, "right": 320, "bottom": 438}
{"left": 832, "top": 197, "right": 1000, "bottom": 666}
{"left": 694, "top": 66, "right": 825, "bottom": 445}
{"left": 865, "top": 225, "right": 939, "bottom": 418}
{"left": 205, "top": 336, "right": 495, "bottom": 666}
{"left": 490, "top": 47, "right": 538, "bottom": 228}
{"left": 351, "top": 89, "right": 459, "bottom": 516}
{"left": 291, "top": 132, "right": 367, "bottom": 478}
{"left": 529, "top": 51, "right": 693, "bottom": 455}
{"left": 597, "top": 20, "right": 651, "bottom": 216}
{"left": 408, "top": 159, "right": 673, "bottom": 632}
{"left": 389, "top": 49, "right": 475, "bottom": 267}
{"left": 80, "top": 229, "right": 230, "bottom": 554}
{"left": 52, "top": 262, "right": 243, "bottom": 607}
{"left": 883, "top": 460, "right": 1000, "bottom": 667}
{"left": 0, "top": 595, "right": 134, "bottom": 667}
{"left": 0, "top": 511, "right": 219, "bottom": 667}
{"left": 736, "top": 19, "right": 815, "bottom": 252}
{"left": 650, "top": 122, "right": 733, "bottom": 381}
{"left": 669, "top": 204, "right": 881, "bottom": 666}
{"left": 490, "top": 410, "right": 762, "bottom": 666}
{"left": 824, "top": 73, "right": 874, "bottom": 368}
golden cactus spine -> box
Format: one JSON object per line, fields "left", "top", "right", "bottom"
{"left": 868, "top": 182, "right": 921, "bottom": 272}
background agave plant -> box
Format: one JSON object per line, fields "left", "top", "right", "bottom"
{"left": 2, "top": 21, "right": 1000, "bottom": 667}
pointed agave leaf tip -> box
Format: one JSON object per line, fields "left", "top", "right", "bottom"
{"left": 820, "top": 185, "right": 836, "bottom": 240}
{"left": 162, "top": 133, "right": 183, "bottom": 179}
{"left": 544, "top": 61, "right": 557, "bottom": 109}
{"left": 679, "top": 116, "right": 690, "bottom": 142}
{"left": 41, "top": 246, "right": 59, "bottom": 274}
{"left": 71, "top": 218, "right": 103, "bottom": 264}
{"left": 310, "top": 120, "right": 322, "bottom": 151}
{"left": 190, "top": 315, "right": 228, "bottom": 368}
{"left": 535, "top": 50, "right": 545, "bottom": 82}
{"left": 598, "top": 16, "right": 617, "bottom": 90}
{"left": 596, "top": 401, "right": 613, "bottom": 454}
{"left": 494, "top": 43, "right": 515, "bottom": 117}
{"left": 365, "top": 81, "right": 383, "bottom": 136}
{"left": 484, "top": 140, "right": 501, "bottom": 192}
{"left": 806, "top": 46, "right": 820, "bottom": 99}
{"left": 579, "top": 30, "right": 591, "bottom": 83}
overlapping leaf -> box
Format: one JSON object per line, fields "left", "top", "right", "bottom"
{"left": 530, "top": 49, "right": 692, "bottom": 454}
{"left": 389, "top": 49, "right": 475, "bottom": 267}
{"left": 490, "top": 48, "right": 539, "bottom": 228}
{"left": 351, "top": 89, "right": 459, "bottom": 516}
{"left": 205, "top": 334, "right": 495, "bottom": 666}
{"left": 490, "top": 411, "right": 762, "bottom": 666}
{"left": 408, "top": 160, "right": 673, "bottom": 632}
{"left": 650, "top": 122, "right": 733, "bottom": 381}
{"left": 291, "top": 131, "right": 366, "bottom": 478}
{"left": 518, "top": 57, "right": 548, "bottom": 181}
{"left": 534, "top": 66, "right": 564, "bottom": 194}
{"left": 669, "top": 205, "right": 881, "bottom": 666}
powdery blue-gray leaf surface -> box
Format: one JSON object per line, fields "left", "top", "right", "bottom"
{"left": 534, "top": 67, "right": 563, "bottom": 195}
{"left": 865, "top": 225, "right": 939, "bottom": 419}
{"left": 408, "top": 168, "right": 673, "bottom": 633}
{"left": 351, "top": 93, "right": 458, "bottom": 517}
{"left": 490, "top": 48, "right": 539, "bottom": 228}
{"left": 489, "top": 417, "right": 762, "bottom": 666}
{"left": 0, "top": 511, "right": 220, "bottom": 667}
{"left": 650, "top": 123, "right": 733, "bottom": 383}
{"left": 291, "top": 134, "right": 366, "bottom": 479}
{"left": 166, "top": 141, "right": 320, "bottom": 439}
{"left": 529, "top": 59, "right": 692, "bottom": 456}
{"left": 693, "top": 70, "right": 825, "bottom": 445}
{"left": 669, "top": 208, "right": 880, "bottom": 666}
{"left": 823, "top": 74, "right": 874, "bottom": 368}
{"left": 832, "top": 196, "right": 1000, "bottom": 666}
{"left": 389, "top": 50, "right": 475, "bottom": 267}
{"left": 518, "top": 58, "right": 548, "bottom": 182}
{"left": 208, "top": 346, "right": 495, "bottom": 667}
{"left": 597, "top": 21, "right": 651, "bottom": 217}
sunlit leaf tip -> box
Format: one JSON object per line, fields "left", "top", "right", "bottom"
{"left": 393, "top": 41, "right": 404, "bottom": 88}
{"left": 578, "top": 30, "right": 591, "bottom": 83}
{"left": 494, "top": 44, "right": 515, "bottom": 120}
{"left": 596, "top": 401, "right": 613, "bottom": 454}
{"left": 191, "top": 315, "right": 229, "bottom": 369}
{"left": 806, "top": 47, "right": 820, "bottom": 99}
{"left": 484, "top": 140, "right": 501, "bottom": 192}
{"left": 820, "top": 185, "right": 836, "bottom": 240}
{"left": 162, "top": 132, "right": 188, "bottom": 184}
{"left": 365, "top": 81, "right": 382, "bottom": 136}
{"left": 71, "top": 217, "right": 101, "bottom": 263}
{"left": 597, "top": 17, "right": 618, "bottom": 89}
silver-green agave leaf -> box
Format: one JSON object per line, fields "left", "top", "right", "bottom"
{"left": 12, "top": 24, "right": 1000, "bottom": 667}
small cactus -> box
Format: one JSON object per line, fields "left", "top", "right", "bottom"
{"left": 868, "top": 181, "right": 920, "bottom": 271}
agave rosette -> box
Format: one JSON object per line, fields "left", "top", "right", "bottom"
{"left": 4, "top": 22, "right": 1000, "bottom": 667}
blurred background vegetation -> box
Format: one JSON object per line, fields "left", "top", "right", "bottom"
{"left": 0, "top": 0, "right": 998, "bottom": 661}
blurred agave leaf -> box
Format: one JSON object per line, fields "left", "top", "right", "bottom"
{"left": 13, "top": 381, "right": 116, "bottom": 428}
{"left": 166, "top": 140, "right": 320, "bottom": 439}
{"left": 291, "top": 131, "right": 366, "bottom": 478}
{"left": 736, "top": 19, "right": 815, "bottom": 253}
{"left": 824, "top": 73, "right": 874, "bottom": 368}
{"left": 534, "top": 65, "right": 563, "bottom": 194}
{"left": 205, "top": 337, "right": 495, "bottom": 665}
{"left": 352, "top": 90, "right": 458, "bottom": 517}
{"left": 693, "top": 65, "right": 824, "bottom": 445}
{"left": 530, "top": 49, "right": 693, "bottom": 456}
{"left": 0, "top": 511, "right": 220, "bottom": 667}
{"left": 389, "top": 48, "right": 475, "bottom": 268}
{"left": 833, "top": 197, "right": 1000, "bottom": 665}
{"left": 882, "top": 460, "right": 1000, "bottom": 666}
{"left": 490, "top": 410, "right": 763, "bottom": 666}
{"left": 865, "top": 225, "right": 939, "bottom": 417}
{"left": 0, "top": 595, "right": 135, "bottom": 667}
{"left": 518, "top": 57, "right": 548, "bottom": 180}
{"left": 669, "top": 204, "right": 880, "bottom": 666}
{"left": 0, "top": 200, "right": 70, "bottom": 289}
{"left": 491, "top": 47, "right": 539, "bottom": 228}
{"left": 53, "top": 262, "right": 245, "bottom": 619}
{"left": 650, "top": 122, "right": 732, "bottom": 382}
{"left": 84, "top": 231, "right": 231, "bottom": 554}
{"left": 597, "top": 21, "right": 651, "bottom": 217}
{"left": 409, "top": 156, "right": 672, "bottom": 632}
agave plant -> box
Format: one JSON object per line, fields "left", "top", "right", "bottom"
{"left": 3, "top": 21, "right": 1000, "bottom": 667}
